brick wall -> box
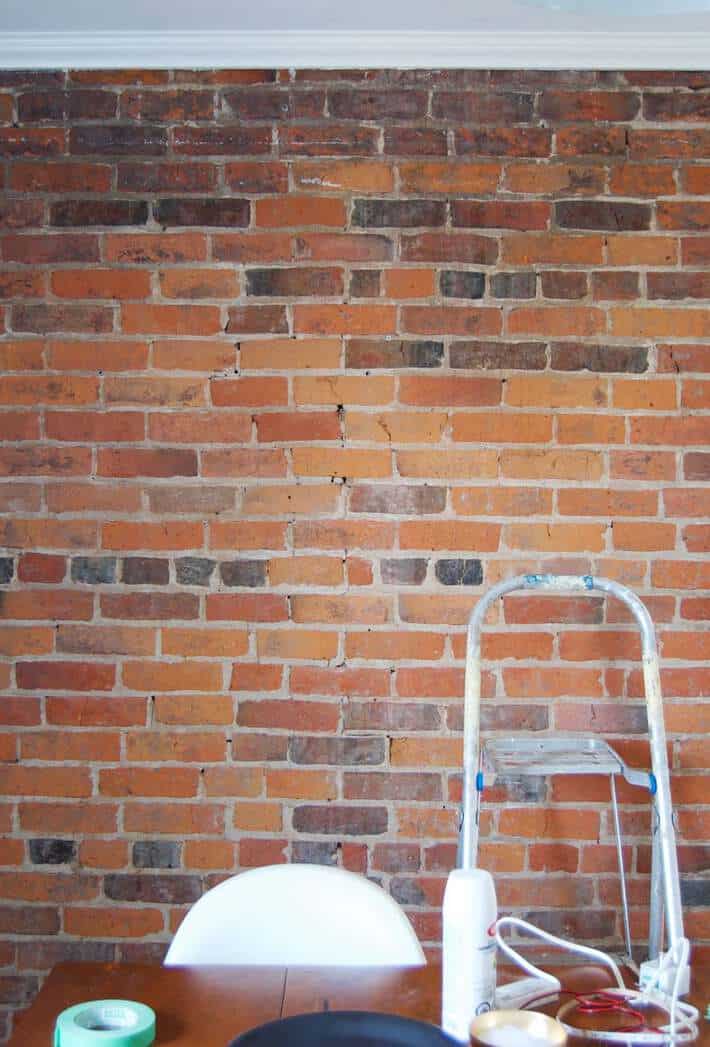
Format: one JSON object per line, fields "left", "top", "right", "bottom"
{"left": 1, "top": 65, "right": 709, "bottom": 1038}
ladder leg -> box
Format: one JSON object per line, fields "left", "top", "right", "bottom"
{"left": 610, "top": 774, "right": 633, "bottom": 964}
{"left": 648, "top": 801, "right": 664, "bottom": 960}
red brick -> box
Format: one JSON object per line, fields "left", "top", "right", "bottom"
{"left": 121, "top": 303, "right": 221, "bottom": 336}
{"left": 0, "top": 375, "right": 98, "bottom": 406}
{"left": 207, "top": 594, "right": 288, "bottom": 622}
{"left": 0, "top": 591, "right": 93, "bottom": 621}
{"left": 209, "top": 521, "right": 286, "bottom": 550}
{"left": 255, "top": 196, "right": 345, "bottom": 228}
{"left": 237, "top": 698, "right": 338, "bottom": 732}
{"left": 17, "top": 554, "right": 66, "bottom": 583}
{"left": 0, "top": 341, "right": 44, "bottom": 370}
{"left": 211, "top": 377, "right": 288, "bottom": 407}
{"left": 0, "top": 411, "right": 40, "bottom": 441}
{"left": 148, "top": 411, "right": 250, "bottom": 444}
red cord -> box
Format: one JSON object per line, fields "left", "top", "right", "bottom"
{"left": 521, "top": 985, "right": 665, "bottom": 1036}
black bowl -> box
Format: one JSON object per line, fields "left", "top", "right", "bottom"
{"left": 229, "top": 1010, "right": 459, "bottom": 1046}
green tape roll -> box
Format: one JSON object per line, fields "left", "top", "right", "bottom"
{"left": 54, "top": 999, "right": 155, "bottom": 1047}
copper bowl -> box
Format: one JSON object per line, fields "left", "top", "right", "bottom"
{"left": 470, "top": 1010, "right": 568, "bottom": 1047}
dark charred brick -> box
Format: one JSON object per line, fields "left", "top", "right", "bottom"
{"left": 329, "top": 89, "right": 428, "bottom": 120}
{"left": 350, "top": 484, "right": 446, "bottom": 515}
{"left": 344, "top": 702, "right": 440, "bottom": 732}
{"left": 346, "top": 339, "right": 443, "bottom": 368}
{"left": 448, "top": 704, "right": 549, "bottom": 733}
{"left": 450, "top": 341, "right": 546, "bottom": 370}
{"left": 118, "top": 942, "right": 169, "bottom": 964}
{"left": 121, "top": 557, "right": 169, "bottom": 586}
{"left": 29, "top": 838, "right": 76, "bottom": 865}
{"left": 289, "top": 736, "right": 386, "bottom": 766}
{"left": 16, "top": 940, "right": 115, "bottom": 969}
{"left": 381, "top": 558, "right": 428, "bottom": 585}
{"left": 105, "top": 874, "right": 201, "bottom": 904}
{"left": 18, "top": 90, "right": 118, "bottom": 122}
{"left": 292, "top": 805, "right": 388, "bottom": 836}
{"left": 526, "top": 910, "right": 616, "bottom": 940}
{"left": 647, "top": 271, "right": 710, "bottom": 300}
{"left": 133, "top": 840, "right": 180, "bottom": 869}
{"left": 555, "top": 199, "right": 651, "bottom": 232}
{"left": 433, "top": 91, "right": 534, "bottom": 123}
{"left": 345, "top": 771, "right": 441, "bottom": 802}
{"left": 349, "top": 269, "right": 381, "bottom": 298}
{"left": 117, "top": 162, "right": 217, "bottom": 193}
{"left": 541, "top": 270, "right": 588, "bottom": 299}
{"left": 70, "top": 124, "right": 168, "bottom": 156}
{"left": 643, "top": 92, "right": 710, "bottom": 122}
{"left": 352, "top": 199, "right": 446, "bottom": 228}
{"left": 489, "top": 272, "right": 536, "bottom": 299}
{"left": 0, "top": 71, "right": 65, "bottom": 88}
{"left": 0, "top": 906, "right": 60, "bottom": 935}
{"left": 550, "top": 343, "right": 648, "bottom": 374}
{"left": 0, "top": 558, "right": 13, "bottom": 584}
{"left": 246, "top": 267, "right": 343, "bottom": 297}
{"left": 12, "top": 304, "right": 113, "bottom": 334}
{"left": 223, "top": 89, "right": 324, "bottom": 121}
{"left": 440, "top": 270, "right": 485, "bottom": 299}
{"left": 455, "top": 127, "right": 552, "bottom": 158}
{"left": 172, "top": 124, "right": 272, "bottom": 156}
{"left": 71, "top": 557, "right": 117, "bottom": 584}
{"left": 680, "top": 879, "right": 710, "bottom": 906}
{"left": 50, "top": 199, "right": 149, "bottom": 227}
{"left": 0, "top": 975, "right": 40, "bottom": 1005}
{"left": 390, "top": 877, "right": 427, "bottom": 906}
{"left": 492, "top": 775, "right": 546, "bottom": 803}
{"left": 373, "top": 844, "right": 420, "bottom": 873}
{"left": 592, "top": 271, "right": 640, "bottom": 301}
{"left": 176, "top": 557, "right": 216, "bottom": 586}
{"left": 220, "top": 560, "right": 267, "bottom": 587}
{"left": 383, "top": 128, "right": 448, "bottom": 156}
{"left": 154, "top": 197, "right": 250, "bottom": 228}
{"left": 280, "top": 124, "right": 379, "bottom": 157}
{"left": 435, "top": 559, "right": 483, "bottom": 586}
{"left": 685, "top": 453, "right": 710, "bottom": 481}
{"left": 292, "top": 840, "right": 339, "bottom": 865}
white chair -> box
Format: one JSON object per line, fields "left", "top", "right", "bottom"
{"left": 164, "top": 863, "right": 426, "bottom": 967}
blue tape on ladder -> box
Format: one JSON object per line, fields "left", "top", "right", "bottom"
{"left": 649, "top": 773, "right": 657, "bottom": 795}
{"left": 476, "top": 771, "right": 484, "bottom": 792}
{"left": 583, "top": 575, "right": 594, "bottom": 589}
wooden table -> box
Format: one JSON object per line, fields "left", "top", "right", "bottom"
{"left": 9, "top": 962, "right": 710, "bottom": 1046}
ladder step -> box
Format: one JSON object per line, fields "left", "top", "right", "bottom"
{"left": 482, "top": 735, "right": 649, "bottom": 787}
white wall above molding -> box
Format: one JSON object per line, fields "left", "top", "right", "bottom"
{"left": 2, "top": 28, "right": 710, "bottom": 70}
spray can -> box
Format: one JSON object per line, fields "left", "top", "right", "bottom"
{"left": 441, "top": 868, "right": 497, "bottom": 1043}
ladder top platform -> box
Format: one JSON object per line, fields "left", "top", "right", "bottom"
{"left": 481, "top": 735, "right": 650, "bottom": 788}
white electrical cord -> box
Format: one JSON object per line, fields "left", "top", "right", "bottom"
{"left": 495, "top": 917, "right": 699, "bottom": 1044}
{"left": 495, "top": 915, "right": 626, "bottom": 989}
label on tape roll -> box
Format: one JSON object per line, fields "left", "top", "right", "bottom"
{"left": 54, "top": 999, "right": 156, "bottom": 1047}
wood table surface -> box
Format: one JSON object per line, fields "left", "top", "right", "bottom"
{"left": 8, "top": 961, "right": 710, "bottom": 1046}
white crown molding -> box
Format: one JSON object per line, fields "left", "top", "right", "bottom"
{"left": 1, "top": 29, "right": 710, "bottom": 70}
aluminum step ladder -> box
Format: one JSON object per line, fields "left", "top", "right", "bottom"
{"left": 460, "top": 574, "right": 685, "bottom": 970}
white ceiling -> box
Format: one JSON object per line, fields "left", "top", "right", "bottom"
{"left": 2, "top": 0, "right": 710, "bottom": 68}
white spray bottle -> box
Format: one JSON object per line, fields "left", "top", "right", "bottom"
{"left": 441, "top": 868, "right": 498, "bottom": 1042}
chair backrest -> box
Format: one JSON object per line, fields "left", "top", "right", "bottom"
{"left": 164, "top": 863, "right": 426, "bottom": 967}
